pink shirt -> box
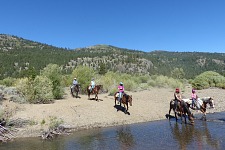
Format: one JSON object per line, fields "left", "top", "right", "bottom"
{"left": 118, "top": 85, "right": 124, "bottom": 92}
{"left": 191, "top": 93, "right": 197, "bottom": 99}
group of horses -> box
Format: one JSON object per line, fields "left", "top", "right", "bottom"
{"left": 71, "top": 84, "right": 215, "bottom": 120}
{"left": 70, "top": 84, "right": 133, "bottom": 114}
{"left": 168, "top": 97, "right": 215, "bottom": 124}
{"left": 70, "top": 84, "right": 103, "bottom": 100}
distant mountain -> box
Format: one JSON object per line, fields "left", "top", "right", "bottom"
{"left": 0, "top": 34, "right": 225, "bottom": 80}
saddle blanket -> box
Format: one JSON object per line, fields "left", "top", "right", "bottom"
{"left": 115, "top": 93, "right": 119, "bottom": 98}
{"left": 182, "top": 98, "right": 203, "bottom": 109}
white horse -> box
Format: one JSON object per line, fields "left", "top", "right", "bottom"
{"left": 183, "top": 97, "right": 214, "bottom": 120}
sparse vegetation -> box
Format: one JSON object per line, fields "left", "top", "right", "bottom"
{"left": 48, "top": 116, "right": 64, "bottom": 130}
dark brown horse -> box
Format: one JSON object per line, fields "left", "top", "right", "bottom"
{"left": 87, "top": 85, "right": 103, "bottom": 101}
{"left": 169, "top": 99, "right": 194, "bottom": 124}
{"left": 114, "top": 92, "right": 132, "bottom": 114}
{"left": 70, "top": 84, "right": 80, "bottom": 98}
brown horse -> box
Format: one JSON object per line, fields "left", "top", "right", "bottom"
{"left": 87, "top": 85, "right": 103, "bottom": 101}
{"left": 70, "top": 84, "right": 80, "bottom": 98}
{"left": 114, "top": 92, "right": 132, "bottom": 114}
{"left": 169, "top": 99, "right": 194, "bottom": 124}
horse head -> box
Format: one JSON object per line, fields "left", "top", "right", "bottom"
{"left": 202, "top": 97, "right": 215, "bottom": 108}
{"left": 208, "top": 97, "right": 215, "bottom": 108}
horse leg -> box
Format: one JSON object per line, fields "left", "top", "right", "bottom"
{"left": 76, "top": 91, "right": 79, "bottom": 98}
{"left": 95, "top": 93, "right": 98, "bottom": 101}
{"left": 201, "top": 112, "right": 206, "bottom": 121}
{"left": 124, "top": 104, "right": 127, "bottom": 114}
{"left": 184, "top": 113, "right": 187, "bottom": 124}
{"left": 88, "top": 93, "right": 90, "bottom": 100}
{"left": 168, "top": 103, "right": 173, "bottom": 120}
{"left": 70, "top": 88, "right": 74, "bottom": 97}
{"left": 174, "top": 111, "right": 178, "bottom": 122}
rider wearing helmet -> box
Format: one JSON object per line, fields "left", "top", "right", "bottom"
{"left": 118, "top": 82, "right": 124, "bottom": 102}
{"left": 71, "top": 77, "right": 78, "bottom": 91}
{"left": 174, "top": 88, "right": 182, "bottom": 112}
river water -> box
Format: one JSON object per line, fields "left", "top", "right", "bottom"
{"left": 1, "top": 112, "right": 225, "bottom": 150}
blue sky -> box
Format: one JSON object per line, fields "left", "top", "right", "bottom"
{"left": 1, "top": 0, "right": 225, "bottom": 53}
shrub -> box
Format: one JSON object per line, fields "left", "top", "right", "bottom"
{"left": 15, "top": 77, "right": 34, "bottom": 101}
{"left": 147, "top": 75, "right": 184, "bottom": 90}
{"left": 40, "top": 64, "right": 64, "bottom": 99}
{"left": 15, "top": 76, "right": 54, "bottom": 104}
{"left": 71, "top": 66, "right": 96, "bottom": 92}
{"left": 0, "top": 77, "right": 16, "bottom": 86}
{"left": 33, "top": 76, "right": 54, "bottom": 103}
{"left": 49, "top": 116, "right": 64, "bottom": 130}
{"left": 192, "top": 71, "right": 225, "bottom": 89}
{"left": 101, "top": 72, "right": 118, "bottom": 93}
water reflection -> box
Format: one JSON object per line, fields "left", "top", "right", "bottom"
{"left": 1, "top": 112, "right": 225, "bottom": 150}
{"left": 170, "top": 121, "right": 219, "bottom": 150}
{"left": 116, "top": 126, "right": 135, "bottom": 149}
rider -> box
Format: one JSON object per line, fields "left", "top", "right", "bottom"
{"left": 90, "top": 78, "right": 95, "bottom": 92}
{"left": 174, "top": 88, "right": 182, "bottom": 112}
{"left": 71, "top": 78, "right": 78, "bottom": 91}
{"left": 191, "top": 89, "right": 198, "bottom": 109}
{"left": 118, "top": 82, "right": 124, "bottom": 102}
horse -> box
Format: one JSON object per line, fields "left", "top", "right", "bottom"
{"left": 70, "top": 84, "right": 80, "bottom": 98}
{"left": 182, "top": 97, "right": 214, "bottom": 120}
{"left": 169, "top": 99, "right": 194, "bottom": 124}
{"left": 87, "top": 85, "right": 103, "bottom": 101}
{"left": 114, "top": 92, "right": 132, "bottom": 114}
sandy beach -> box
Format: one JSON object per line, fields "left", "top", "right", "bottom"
{"left": 2, "top": 86, "right": 224, "bottom": 138}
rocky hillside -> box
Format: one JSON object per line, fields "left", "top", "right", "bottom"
{"left": 0, "top": 34, "right": 225, "bottom": 80}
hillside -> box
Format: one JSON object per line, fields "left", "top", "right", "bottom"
{"left": 0, "top": 34, "right": 225, "bottom": 80}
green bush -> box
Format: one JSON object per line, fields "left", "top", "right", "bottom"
{"left": 33, "top": 76, "right": 54, "bottom": 103}
{"left": 101, "top": 71, "right": 118, "bottom": 93}
{"left": 49, "top": 116, "right": 64, "bottom": 130}
{"left": 0, "top": 77, "right": 16, "bottom": 86}
{"left": 192, "top": 71, "right": 225, "bottom": 89}
{"left": 71, "top": 65, "right": 96, "bottom": 92}
{"left": 147, "top": 75, "right": 184, "bottom": 90}
{"left": 15, "top": 77, "right": 34, "bottom": 102}
{"left": 15, "top": 76, "right": 54, "bottom": 104}
{"left": 40, "top": 64, "right": 64, "bottom": 99}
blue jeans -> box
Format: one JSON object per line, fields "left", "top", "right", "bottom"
{"left": 119, "top": 92, "right": 123, "bottom": 101}
{"left": 192, "top": 98, "right": 196, "bottom": 107}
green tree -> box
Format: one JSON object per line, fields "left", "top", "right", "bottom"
{"left": 98, "top": 63, "right": 107, "bottom": 75}
{"left": 71, "top": 65, "right": 96, "bottom": 90}
{"left": 171, "top": 68, "right": 185, "bottom": 79}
